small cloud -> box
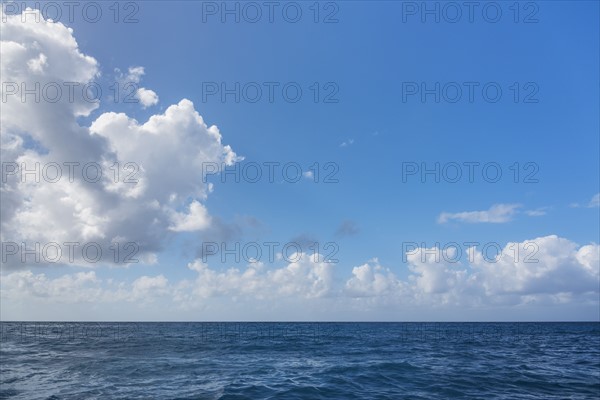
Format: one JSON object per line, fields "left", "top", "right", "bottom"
{"left": 169, "top": 200, "right": 211, "bottom": 232}
{"left": 303, "top": 171, "right": 314, "bottom": 179}
{"left": 524, "top": 207, "right": 549, "bottom": 217}
{"left": 126, "top": 66, "right": 145, "bottom": 83}
{"left": 136, "top": 87, "right": 159, "bottom": 108}
{"left": 438, "top": 204, "right": 521, "bottom": 224}
{"left": 588, "top": 193, "right": 600, "bottom": 208}
{"left": 114, "top": 66, "right": 159, "bottom": 108}
{"left": 569, "top": 193, "right": 599, "bottom": 208}
{"left": 340, "top": 139, "right": 354, "bottom": 147}
{"left": 335, "top": 220, "right": 360, "bottom": 237}
{"left": 114, "top": 66, "right": 145, "bottom": 83}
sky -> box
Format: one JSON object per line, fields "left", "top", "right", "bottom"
{"left": 0, "top": 1, "right": 599, "bottom": 321}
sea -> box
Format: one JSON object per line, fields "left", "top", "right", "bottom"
{"left": 1, "top": 322, "right": 599, "bottom": 399}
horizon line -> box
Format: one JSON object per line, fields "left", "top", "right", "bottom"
{"left": 2, "top": 320, "right": 599, "bottom": 323}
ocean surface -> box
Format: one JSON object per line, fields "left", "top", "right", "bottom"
{"left": 0, "top": 322, "right": 599, "bottom": 399}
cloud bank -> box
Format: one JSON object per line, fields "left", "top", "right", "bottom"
{"left": 2, "top": 236, "right": 597, "bottom": 319}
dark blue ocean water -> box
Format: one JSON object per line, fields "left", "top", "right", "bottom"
{"left": 1, "top": 322, "right": 599, "bottom": 399}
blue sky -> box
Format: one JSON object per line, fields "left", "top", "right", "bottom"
{"left": 1, "top": 1, "right": 599, "bottom": 321}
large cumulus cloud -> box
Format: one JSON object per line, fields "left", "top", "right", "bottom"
{"left": 1, "top": 8, "right": 239, "bottom": 268}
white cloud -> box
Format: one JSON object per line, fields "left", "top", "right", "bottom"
{"left": 131, "top": 274, "right": 169, "bottom": 300}
{"left": 0, "top": 253, "right": 338, "bottom": 311}
{"left": 0, "top": 270, "right": 169, "bottom": 304}
{"left": 569, "top": 193, "right": 599, "bottom": 208}
{"left": 302, "top": 170, "right": 314, "bottom": 179}
{"left": 114, "top": 66, "right": 158, "bottom": 108}
{"left": 345, "top": 258, "right": 404, "bottom": 297}
{"left": 182, "top": 252, "right": 335, "bottom": 302}
{"left": 125, "top": 66, "right": 145, "bottom": 83}
{"left": 406, "top": 247, "right": 468, "bottom": 296}
{"left": 524, "top": 208, "right": 548, "bottom": 217}
{"left": 168, "top": 200, "right": 211, "bottom": 232}
{"left": 135, "top": 87, "right": 158, "bottom": 108}
{"left": 2, "top": 236, "right": 597, "bottom": 319}
{"left": 0, "top": 9, "right": 239, "bottom": 268}
{"left": 589, "top": 193, "right": 600, "bottom": 208}
{"left": 438, "top": 203, "right": 521, "bottom": 224}
{"left": 0, "top": 270, "right": 102, "bottom": 303}
{"left": 468, "top": 236, "right": 599, "bottom": 298}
